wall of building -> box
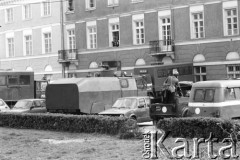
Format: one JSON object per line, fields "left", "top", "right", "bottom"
{"left": 0, "top": 0, "right": 64, "bottom": 80}
{"left": 62, "top": 0, "right": 240, "bottom": 80}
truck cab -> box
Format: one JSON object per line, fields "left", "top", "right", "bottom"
{"left": 149, "top": 81, "right": 192, "bottom": 124}
{"left": 149, "top": 97, "right": 189, "bottom": 124}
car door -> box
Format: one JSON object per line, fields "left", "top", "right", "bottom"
{"left": 135, "top": 98, "right": 147, "bottom": 122}
{"left": 30, "top": 100, "right": 46, "bottom": 113}
{"left": 144, "top": 97, "right": 152, "bottom": 121}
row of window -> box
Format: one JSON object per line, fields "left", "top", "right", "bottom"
{"left": 85, "top": 14, "right": 170, "bottom": 49}
{"left": 5, "top": 1, "right": 51, "bottom": 23}
{"left": 0, "top": 75, "right": 30, "bottom": 86}
{"left": 194, "top": 87, "right": 240, "bottom": 102}
{"left": 84, "top": 5, "right": 238, "bottom": 50}
{"left": 6, "top": 29, "right": 75, "bottom": 57}
{"left": 4, "top": 0, "right": 144, "bottom": 23}
{"left": 6, "top": 32, "right": 51, "bottom": 57}
{"left": 79, "top": 0, "right": 143, "bottom": 11}
{"left": 194, "top": 64, "right": 240, "bottom": 82}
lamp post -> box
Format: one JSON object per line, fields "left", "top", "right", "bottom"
{"left": 60, "top": 0, "right": 66, "bottom": 78}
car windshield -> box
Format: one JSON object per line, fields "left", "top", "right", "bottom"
{"left": 112, "top": 98, "right": 137, "bottom": 109}
{"left": 14, "top": 100, "right": 32, "bottom": 109}
{"left": 0, "top": 99, "right": 5, "bottom": 106}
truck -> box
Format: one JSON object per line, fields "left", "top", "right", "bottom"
{"left": 46, "top": 77, "right": 147, "bottom": 114}
{"left": 133, "top": 63, "right": 194, "bottom": 122}
{"left": 0, "top": 70, "right": 48, "bottom": 107}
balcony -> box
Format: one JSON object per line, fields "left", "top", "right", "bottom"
{"left": 112, "top": 40, "right": 119, "bottom": 47}
{"left": 58, "top": 49, "right": 78, "bottom": 63}
{"left": 149, "top": 39, "right": 174, "bottom": 55}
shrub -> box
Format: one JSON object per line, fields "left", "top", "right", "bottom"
{"left": 0, "top": 113, "right": 139, "bottom": 138}
{"left": 157, "top": 117, "right": 240, "bottom": 140}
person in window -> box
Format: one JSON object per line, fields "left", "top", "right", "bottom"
{"left": 163, "top": 69, "right": 182, "bottom": 105}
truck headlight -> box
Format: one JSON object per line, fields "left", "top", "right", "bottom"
{"left": 195, "top": 108, "right": 200, "bottom": 115}
{"left": 120, "top": 114, "right": 124, "bottom": 117}
{"left": 162, "top": 106, "right": 167, "bottom": 113}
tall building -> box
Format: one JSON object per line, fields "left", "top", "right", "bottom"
{"left": 0, "top": 0, "right": 64, "bottom": 80}
{"left": 61, "top": 0, "right": 240, "bottom": 81}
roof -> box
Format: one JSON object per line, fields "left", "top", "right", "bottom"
{"left": 50, "top": 77, "right": 121, "bottom": 84}
{"left": 117, "top": 96, "right": 152, "bottom": 99}
{"left": 193, "top": 80, "right": 240, "bottom": 88}
{"left": 49, "top": 77, "right": 134, "bottom": 92}
{"left": 134, "top": 62, "right": 193, "bottom": 69}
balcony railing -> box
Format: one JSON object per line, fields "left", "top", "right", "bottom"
{"left": 149, "top": 39, "right": 174, "bottom": 54}
{"left": 58, "top": 49, "right": 78, "bottom": 62}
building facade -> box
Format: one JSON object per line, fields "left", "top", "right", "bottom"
{"left": 62, "top": 0, "right": 240, "bottom": 81}
{"left": 1, "top": 0, "right": 240, "bottom": 82}
{"left": 0, "top": 0, "right": 64, "bottom": 80}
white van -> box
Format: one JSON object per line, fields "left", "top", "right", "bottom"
{"left": 187, "top": 80, "right": 240, "bottom": 119}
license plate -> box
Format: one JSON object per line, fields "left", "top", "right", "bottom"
{"left": 156, "top": 106, "right": 161, "bottom": 111}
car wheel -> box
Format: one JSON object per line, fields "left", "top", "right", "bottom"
{"left": 130, "top": 116, "right": 137, "bottom": 121}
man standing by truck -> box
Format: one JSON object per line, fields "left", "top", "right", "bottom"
{"left": 163, "top": 69, "right": 182, "bottom": 105}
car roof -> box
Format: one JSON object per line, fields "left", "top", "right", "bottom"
{"left": 193, "top": 80, "right": 240, "bottom": 88}
{"left": 117, "top": 96, "right": 151, "bottom": 99}
{"left": 18, "top": 99, "right": 45, "bottom": 101}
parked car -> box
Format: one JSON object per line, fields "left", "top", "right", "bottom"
{"left": 0, "top": 99, "right": 10, "bottom": 112}
{"left": 8, "top": 99, "right": 46, "bottom": 113}
{"left": 98, "top": 96, "right": 152, "bottom": 123}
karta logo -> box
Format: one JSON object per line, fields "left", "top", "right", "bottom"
{"left": 142, "top": 129, "right": 239, "bottom": 159}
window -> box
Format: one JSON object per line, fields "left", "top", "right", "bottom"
{"left": 194, "top": 66, "right": 206, "bottom": 81}
{"left": 23, "top": 4, "right": 32, "bottom": 20}
{"left": 120, "top": 79, "right": 129, "bottom": 88}
{"left": 68, "top": 0, "right": 74, "bottom": 11}
{"left": 110, "top": 24, "right": 119, "bottom": 47}
{"left": 67, "top": 29, "right": 76, "bottom": 59}
{"left": 194, "top": 89, "right": 215, "bottom": 102}
{"left": 8, "top": 75, "right": 18, "bottom": 86}
{"left": 67, "top": 29, "right": 76, "bottom": 50}
{"left": 86, "top": 0, "right": 96, "bottom": 10}
{"left": 42, "top": 0, "right": 51, "bottom": 16}
{"left": 108, "top": 0, "right": 119, "bottom": 6}
{"left": 19, "top": 75, "right": 30, "bottom": 85}
{"left": 227, "top": 64, "right": 240, "bottom": 79}
{"left": 0, "top": 76, "right": 6, "bottom": 85}
{"left": 87, "top": 26, "right": 97, "bottom": 49}
{"left": 159, "top": 17, "right": 172, "bottom": 49}
{"left": 25, "top": 35, "right": 33, "bottom": 56}
{"left": 224, "top": 8, "right": 238, "bottom": 36}
{"left": 43, "top": 33, "right": 52, "bottom": 53}
{"left": 6, "top": 8, "right": 13, "bottom": 23}
{"left": 191, "top": 12, "right": 204, "bottom": 38}
{"left": 133, "top": 20, "right": 145, "bottom": 45}
{"left": 7, "top": 38, "right": 14, "bottom": 57}
{"left": 139, "top": 98, "right": 146, "bottom": 108}
{"left": 225, "top": 88, "right": 236, "bottom": 100}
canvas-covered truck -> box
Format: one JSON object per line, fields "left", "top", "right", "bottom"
{"left": 46, "top": 77, "right": 147, "bottom": 114}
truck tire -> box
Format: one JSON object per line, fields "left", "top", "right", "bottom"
{"left": 130, "top": 116, "right": 137, "bottom": 121}
{"left": 182, "top": 108, "right": 189, "bottom": 117}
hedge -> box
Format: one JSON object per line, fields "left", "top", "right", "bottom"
{"left": 0, "top": 112, "right": 139, "bottom": 138}
{"left": 157, "top": 117, "right": 240, "bottom": 140}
